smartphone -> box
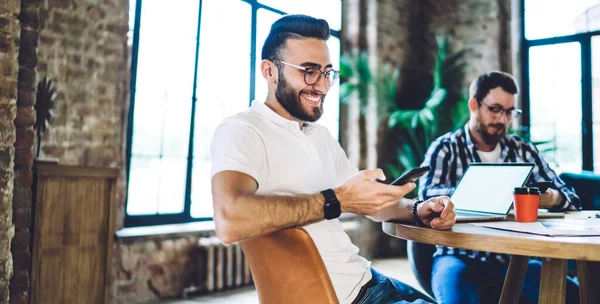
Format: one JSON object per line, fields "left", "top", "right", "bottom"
{"left": 389, "top": 166, "right": 432, "bottom": 186}
{"left": 530, "top": 181, "right": 553, "bottom": 193}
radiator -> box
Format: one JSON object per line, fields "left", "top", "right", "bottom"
{"left": 191, "top": 236, "right": 253, "bottom": 294}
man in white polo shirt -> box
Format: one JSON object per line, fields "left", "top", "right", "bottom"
{"left": 210, "top": 14, "right": 456, "bottom": 304}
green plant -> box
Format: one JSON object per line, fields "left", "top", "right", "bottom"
{"left": 340, "top": 49, "right": 400, "bottom": 118}
{"left": 385, "top": 36, "right": 470, "bottom": 178}
{"left": 340, "top": 49, "right": 400, "bottom": 169}
{"left": 339, "top": 36, "right": 471, "bottom": 182}
{"left": 34, "top": 77, "right": 57, "bottom": 158}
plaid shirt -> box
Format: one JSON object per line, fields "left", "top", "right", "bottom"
{"left": 418, "top": 124, "right": 581, "bottom": 264}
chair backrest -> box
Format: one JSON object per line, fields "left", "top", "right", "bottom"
{"left": 407, "top": 240, "right": 436, "bottom": 298}
{"left": 559, "top": 171, "right": 600, "bottom": 210}
{"left": 240, "top": 227, "right": 339, "bottom": 304}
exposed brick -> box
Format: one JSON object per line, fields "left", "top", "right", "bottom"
{"left": 0, "top": 286, "right": 8, "bottom": 304}
{"left": 47, "top": 0, "right": 71, "bottom": 8}
{"left": 0, "top": 56, "right": 15, "bottom": 77}
{"left": 13, "top": 146, "right": 33, "bottom": 167}
{"left": 13, "top": 208, "right": 31, "bottom": 230}
{"left": 13, "top": 168, "right": 32, "bottom": 188}
{"left": 17, "top": 68, "right": 36, "bottom": 91}
{"left": 9, "top": 294, "right": 28, "bottom": 304}
{"left": 11, "top": 250, "right": 30, "bottom": 270}
{"left": 0, "top": 168, "right": 12, "bottom": 197}
{"left": 6, "top": 0, "right": 21, "bottom": 14}
{"left": 10, "top": 229, "right": 30, "bottom": 252}
{"left": 19, "top": 29, "right": 38, "bottom": 49}
{"left": 21, "top": 0, "right": 42, "bottom": 8}
{"left": 9, "top": 270, "right": 29, "bottom": 296}
{"left": 376, "top": 0, "right": 506, "bottom": 97}
{"left": 0, "top": 104, "right": 16, "bottom": 122}
{"left": 14, "top": 108, "right": 35, "bottom": 128}
{"left": 18, "top": 46, "right": 38, "bottom": 70}
{"left": 7, "top": 0, "right": 37, "bottom": 301}
{"left": 18, "top": 30, "right": 38, "bottom": 69}
{"left": 0, "top": 81, "right": 18, "bottom": 100}
{"left": 0, "top": 18, "right": 9, "bottom": 30}
{"left": 0, "top": 121, "right": 16, "bottom": 146}
{"left": 19, "top": 8, "right": 39, "bottom": 30}
{"left": 16, "top": 90, "right": 34, "bottom": 107}
{"left": 0, "top": 147, "right": 12, "bottom": 166}
{"left": 38, "top": 34, "right": 54, "bottom": 46}
{"left": 0, "top": 39, "right": 10, "bottom": 52}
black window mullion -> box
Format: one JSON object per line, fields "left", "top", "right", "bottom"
{"left": 520, "top": 0, "right": 532, "bottom": 132}
{"left": 581, "top": 36, "right": 593, "bottom": 171}
{"left": 182, "top": 0, "right": 204, "bottom": 221}
{"left": 522, "top": 0, "right": 599, "bottom": 172}
{"left": 125, "top": 0, "right": 143, "bottom": 202}
{"left": 125, "top": 0, "right": 343, "bottom": 227}
{"left": 249, "top": 3, "right": 258, "bottom": 106}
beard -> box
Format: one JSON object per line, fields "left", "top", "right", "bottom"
{"left": 275, "top": 73, "right": 325, "bottom": 122}
{"left": 474, "top": 115, "right": 506, "bottom": 145}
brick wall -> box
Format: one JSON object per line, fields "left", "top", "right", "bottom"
{"left": 0, "top": 0, "right": 20, "bottom": 302}
{"left": 377, "top": 0, "right": 514, "bottom": 94}
{"left": 10, "top": 0, "right": 39, "bottom": 302}
{"left": 114, "top": 236, "right": 201, "bottom": 303}
{"left": 36, "top": 0, "right": 129, "bottom": 167}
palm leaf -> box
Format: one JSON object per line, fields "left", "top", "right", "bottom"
{"left": 34, "top": 77, "right": 58, "bottom": 158}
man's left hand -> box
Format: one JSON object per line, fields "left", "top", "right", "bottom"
{"left": 417, "top": 196, "right": 456, "bottom": 230}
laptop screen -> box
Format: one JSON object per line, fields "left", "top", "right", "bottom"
{"left": 450, "top": 163, "right": 535, "bottom": 215}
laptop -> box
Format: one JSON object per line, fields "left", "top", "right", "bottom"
{"left": 449, "top": 163, "right": 535, "bottom": 222}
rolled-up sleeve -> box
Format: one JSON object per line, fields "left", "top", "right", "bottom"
{"left": 210, "top": 121, "right": 266, "bottom": 185}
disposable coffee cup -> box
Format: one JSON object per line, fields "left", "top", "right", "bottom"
{"left": 513, "top": 187, "right": 541, "bottom": 222}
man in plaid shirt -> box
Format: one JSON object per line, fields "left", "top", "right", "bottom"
{"left": 418, "top": 71, "right": 580, "bottom": 304}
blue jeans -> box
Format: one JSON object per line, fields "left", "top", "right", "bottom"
{"left": 353, "top": 268, "right": 436, "bottom": 304}
{"left": 431, "top": 255, "right": 580, "bottom": 304}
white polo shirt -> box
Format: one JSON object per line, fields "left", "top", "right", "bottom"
{"left": 210, "top": 100, "right": 372, "bottom": 303}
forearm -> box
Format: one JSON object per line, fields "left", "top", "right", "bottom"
{"left": 368, "top": 198, "right": 414, "bottom": 222}
{"left": 214, "top": 193, "right": 324, "bottom": 243}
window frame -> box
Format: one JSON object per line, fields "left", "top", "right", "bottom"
{"left": 520, "top": 0, "right": 600, "bottom": 172}
{"left": 124, "top": 0, "right": 341, "bottom": 227}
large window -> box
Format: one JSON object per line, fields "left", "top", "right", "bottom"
{"left": 522, "top": 0, "right": 600, "bottom": 173}
{"left": 125, "top": 0, "right": 342, "bottom": 227}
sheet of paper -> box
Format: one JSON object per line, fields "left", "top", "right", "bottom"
{"left": 471, "top": 219, "right": 600, "bottom": 237}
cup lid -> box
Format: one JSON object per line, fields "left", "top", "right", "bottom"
{"left": 514, "top": 187, "right": 541, "bottom": 195}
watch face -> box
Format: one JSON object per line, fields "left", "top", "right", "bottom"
{"left": 322, "top": 189, "right": 340, "bottom": 220}
{"left": 324, "top": 201, "right": 341, "bottom": 219}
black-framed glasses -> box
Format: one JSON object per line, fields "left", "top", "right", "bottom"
{"left": 272, "top": 59, "right": 340, "bottom": 87}
{"left": 478, "top": 101, "right": 522, "bottom": 120}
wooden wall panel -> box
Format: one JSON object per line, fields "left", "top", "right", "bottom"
{"left": 31, "top": 164, "right": 119, "bottom": 304}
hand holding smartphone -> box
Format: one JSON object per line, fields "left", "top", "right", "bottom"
{"left": 389, "top": 166, "right": 431, "bottom": 186}
{"left": 529, "top": 181, "right": 553, "bottom": 193}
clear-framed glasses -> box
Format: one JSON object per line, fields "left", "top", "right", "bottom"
{"left": 272, "top": 59, "right": 340, "bottom": 87}
{"left": 478, "top": 101, "right": 523, "bottom": 120}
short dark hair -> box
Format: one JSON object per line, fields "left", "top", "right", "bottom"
{"left": 469, "top": 71, "right": 519, "bottom": 102}
{"left": 261, "top": 14, "right": 331, "bottom": 61}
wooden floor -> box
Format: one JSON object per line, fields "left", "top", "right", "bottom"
{"left": 149, "top": 257, "right": 421, "bottom": 304}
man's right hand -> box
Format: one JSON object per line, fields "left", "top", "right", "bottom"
{"left": 334, "top": 169, "right": 416, "bottom": 216}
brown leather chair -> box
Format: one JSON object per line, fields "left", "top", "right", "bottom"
{"left": 240, "top": 227, "right": 339, "bottom": 304}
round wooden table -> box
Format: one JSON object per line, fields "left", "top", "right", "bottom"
{"left": 383, "top": 212, "right": 600, "bottom": 304}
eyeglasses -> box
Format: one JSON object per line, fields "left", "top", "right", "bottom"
{"left": 478, "top": 101, "right": 522, "bottom": 120}
{"left": 272, "top": 59, "right": 340, "bottom": 87}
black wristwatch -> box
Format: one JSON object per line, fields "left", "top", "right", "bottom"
{"left": 321, "top": 189, "right": 341, "bottom": 220}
